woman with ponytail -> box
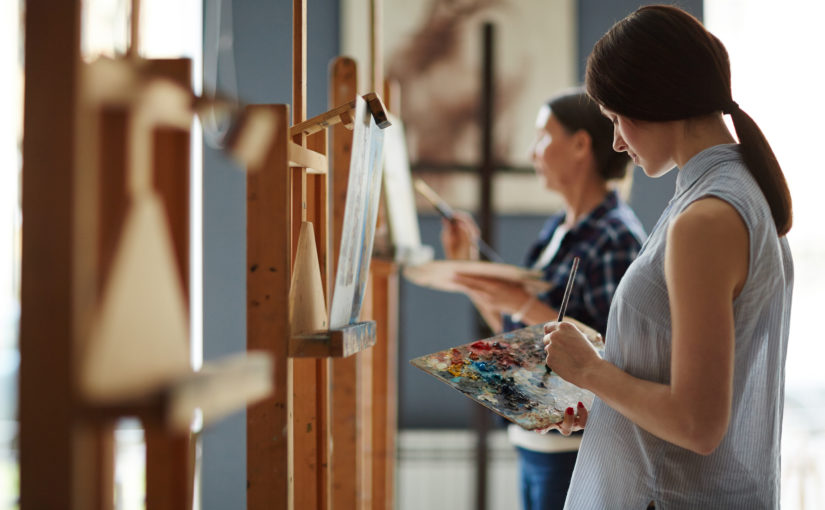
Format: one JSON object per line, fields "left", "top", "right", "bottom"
{"left": 541, "top": 5, "right": 793, "bottom": 509}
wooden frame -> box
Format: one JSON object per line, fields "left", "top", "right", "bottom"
{"left": 19, "top": 0, "right": 400, "bottom": 508}
{"left": 245, "top": 1, "right": 402, "bottom": 508}
{"left": 20, "top": 5, "right": 272, "bottom": 508}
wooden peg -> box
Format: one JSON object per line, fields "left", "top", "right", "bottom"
{"left": 224, "top": 106, "right": 279, "bottom": 170}
{"left": 363, "top": 92, "right": 392, "bottom": 129}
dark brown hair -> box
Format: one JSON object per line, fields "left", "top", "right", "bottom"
{"left": 585, "top": 5, "right": 792, "bottom": 234}
{"left": 549, "top": 90, "right": 630, "bottom": 181}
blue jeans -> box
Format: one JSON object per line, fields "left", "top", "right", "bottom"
{"left": 516, "top": 447, "right": 578, "bottom": 510}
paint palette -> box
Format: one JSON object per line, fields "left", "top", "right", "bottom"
{"left": 411, "top": 324, "right": 604, "bottom": 431}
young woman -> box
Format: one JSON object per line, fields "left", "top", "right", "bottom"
{"left": 442, "top": 90, "right": 645, "bottom": 510}
{"left": 542, "top": 6, "right": 794, "bottom": 509}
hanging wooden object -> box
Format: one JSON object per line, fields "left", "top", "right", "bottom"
{"left": 81, "top": 190, "right": 191, "bottom": 402}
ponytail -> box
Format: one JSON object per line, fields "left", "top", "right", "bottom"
{"left": 727, "top": 106, "right": 793, "bottom": 235}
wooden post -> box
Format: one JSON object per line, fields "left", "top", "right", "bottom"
{"left": 290, "top": 0, "right": 330, "bottom": 508}
{"left": 329, "top": 56, "right": 361, "bottom": 510}
{"left": 143, "top": 58, "right": 194, "bottom": 510}
{"left": 246, "top": 105, "right": 292, "bottom": 510}
{"left": 368, "top": 2, "right": 400, "bottom": 508}
{"left": 19, "top": 1, "right": 96, "bottom": 509}
{"left": 369, "top": 0, "right": 383, "bottom": 94}
{"left": 369, "top": 259, "right": 399, "bottom": 510}
{"left": 357, "top": 294, "right": 374, "bottom": 510}
{"left": 475, "top": 22, "right": 496, "bottom": 510}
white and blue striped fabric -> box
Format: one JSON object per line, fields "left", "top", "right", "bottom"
{"left": 565, "top": 144, "right": 794, "bottom": 509}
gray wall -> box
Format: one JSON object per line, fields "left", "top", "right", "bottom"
{"left": 200, "top": 0, "right": 339, "bottom": 508}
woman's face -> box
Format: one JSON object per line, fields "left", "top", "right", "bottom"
{"left": 530, "top": 106, "right": 577, "bottom": 190}
{"left": 599, "top": 106, "right": 676, "bottom": 177}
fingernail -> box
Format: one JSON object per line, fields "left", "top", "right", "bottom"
{"left": 566, "top": 407, "right": 574, "bottom": 415}
{"left": 577, "top": 401, "right": 584, "bottom": 408}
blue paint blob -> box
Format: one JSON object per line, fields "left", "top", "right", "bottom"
{"left": 474, "top": 361, "right": 496, "bottom": 373}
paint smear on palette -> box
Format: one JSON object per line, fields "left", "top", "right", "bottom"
{"left": 410, "top": 324, "right": 604, "bottom": 432}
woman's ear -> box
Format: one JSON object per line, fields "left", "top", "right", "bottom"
{"left": 573, "top": 129, "right": 593, "bottom": 157}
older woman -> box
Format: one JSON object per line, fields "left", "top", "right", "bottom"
{"left": 442, "top": 90, "right": 645, "bottom": 510}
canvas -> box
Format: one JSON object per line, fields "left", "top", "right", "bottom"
{"left": 329, "top": 95, "right": 387, "bottom": 328}
{"left": 382, "top": 114, "right": 434, "bottom": 265}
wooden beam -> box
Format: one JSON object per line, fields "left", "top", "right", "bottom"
{"left": 369, "top": 0, "right": 383, "bottom": 94}
{"left": 307, "top": 123, "right": 333, "bottom": 510}
{"left": 19, "top": 1, "right": 89, "bottom": 508}
{"left": 247, "top": 104, "right": 291, "bottom": 510}
{"left": 290, "top": 99, "right": 356, "bottom": 138}
{"left": 356, "top": 288, "right": 374, "bottom": 510}
{"left": 288, "top": 142, "right": 328, "bottom": 174}
{"left": 329, "top": 56, "right": 360, "bottom": 510}
{"left": 369, "top": 259, "right": 399, "bottom": 510}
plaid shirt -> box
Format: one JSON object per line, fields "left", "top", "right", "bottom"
{"left": 502, "top": 190, "right": 646, "bottom": 336}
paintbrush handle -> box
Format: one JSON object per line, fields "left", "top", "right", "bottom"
{"left": 415, "top": 178, "right": 504, "bottom": 262}
{"left": 556, "top": 257, "right": 580, "bottom": 322}
{"left": 475, "top": 237, "right": 504, "bottom": 263}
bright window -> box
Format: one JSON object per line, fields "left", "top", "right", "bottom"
{"left": 706, "top": 2, "right": 825, "bottom": 508}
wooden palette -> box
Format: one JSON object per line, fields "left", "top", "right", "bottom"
{"left": 403, "top": 260, "right": 552, "bottom": 295}
{"left": 411, "top": 323, "right": 603, "bottom": 431}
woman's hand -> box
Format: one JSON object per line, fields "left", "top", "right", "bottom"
{"left": 542, "top": 401, "right": 589, "bottom": 435}
{"left": 440, "top": 211, "right": 480, "bottom": 260}
{"left": 543, "top": 321, "right": 603, "bottom": 388}
{"left": 452, "top": 274, "right": 531, "bottom": 314}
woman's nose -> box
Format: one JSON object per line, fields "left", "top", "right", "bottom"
{"left": 612, "top": 131, "right": 626, "bottom": 153}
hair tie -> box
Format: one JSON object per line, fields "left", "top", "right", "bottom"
{"left": 723, "top": 100, "right": 740, "bottom": 115}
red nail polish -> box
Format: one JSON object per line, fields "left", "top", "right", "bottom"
{"left": 577, "top": 401, "right": 584, "bottom": 408}
{"left": 566, "top": 407, "right": 574, "bottom": 415}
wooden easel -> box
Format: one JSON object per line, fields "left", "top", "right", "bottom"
{"left": 19, "top": 3, "right": 272, "bottom": 509}
{"left": 245, "top": 0, "right": 406, "bottom": 508}
{"left": 336, "top": 2, "right": 406, "bottom": 508}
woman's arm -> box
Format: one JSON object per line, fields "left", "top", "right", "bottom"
{"left": 544, "top": 198, "right": 748, "bottom": 454}
{"left": 452, "top": 274, "right": 559, "bottom": 326}
{"left": 469, "top": 296, "right": 504, "bottom": 332}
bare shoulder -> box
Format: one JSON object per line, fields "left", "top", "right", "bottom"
{"left": 666, "top": 197, "right": 749, "bottom": 296}
{"left": 669, "top": 197, "right": 747, "bottom": 242}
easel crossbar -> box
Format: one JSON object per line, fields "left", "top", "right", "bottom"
{"left": 288, "top": 142, "right": 328, "bottom": 174}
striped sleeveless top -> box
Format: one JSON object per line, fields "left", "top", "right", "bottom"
{"left": 565, "top": 144, "right": 794, "bottom": 509}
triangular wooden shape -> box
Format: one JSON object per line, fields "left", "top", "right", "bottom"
{"left": 81, "top": 192, "right": 191, "bottom": 402}
{"left": 289, "top": 222, "right": 328, "bottom": 334}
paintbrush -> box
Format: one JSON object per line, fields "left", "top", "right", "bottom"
{"left": 545, "top": 256, "right": 580, "bottom": 372}
{"left": 556, "top": 256, "right": 580, "bottom": 323}
{"left": 413, "top": 178, "right": 504, "bottom": 263}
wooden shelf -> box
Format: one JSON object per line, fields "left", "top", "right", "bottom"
{"left": 290, "top": 321, "right": 377, "bottom": 358}
{"left": 84, "top": 352, "right": 273, "bottom": 432}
